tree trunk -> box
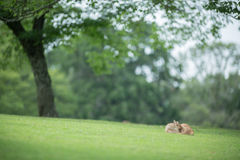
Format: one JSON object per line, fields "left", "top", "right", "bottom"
{"left": 4, "top": 15, "right": 58, "bottom": 117}
{"left": 27, "top": 47, "right": 58, "bottom": 117}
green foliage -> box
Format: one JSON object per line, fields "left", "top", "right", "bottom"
{"left": 0, "top": 67, "right": 78, "bottom": 117}
{"left": 1, "top": 114, "right": 240, "bottom": 160}
{"left": 0, "top": 68, "right": 37, "bottom": 116}
{"left": 49, "top": 69, "right": 78, "bottom": 118}
{"left": 0, "top": 0, "right": 231, "bottom": 75}
{"left": 204, "top": 0, "right": 240, "bottom": 20}
{"left": 0, "top": 0, "right": 236, "bottom": 120}
{"left": 46, "top": 22, "right": 182, "bottom": 124}
{"left": 0, "top": 22, "right": 26, "bottom": 70}
{"left": 171, "top": 42, "right": 240, "bottom": 129}
{"left": 0, "top": 0, "right": 59, "bottom": 22}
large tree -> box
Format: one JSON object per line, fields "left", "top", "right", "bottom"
{"left": 0, "top": 0, "right": 230, "bottom": 117}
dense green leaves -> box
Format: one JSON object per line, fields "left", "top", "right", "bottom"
{"left": 0, "top": 67, "right": 78, "bottom": 117}
{"left": 1, "top": 0, "right": 231, "bottom": 73}
{"left": 204, "top": 0, "right": 240, "bottom": 20}
{"left": 0, "top": 68, "right": 37, "bottom": 115}
{"left": 0, "top": 0, "right": 60, "bottom": 22}
{"left": 0, "top": 22, "right": 26, "bottom": 70}
{"left": 0, "top": 0, "right": 238, "bottom": 122}
{"left": 46, "top": 26, "right": 181, "bottom": 124}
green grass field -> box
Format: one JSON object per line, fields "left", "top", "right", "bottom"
{"left": 0, "top": 114, "right": 239, "bottom": 160}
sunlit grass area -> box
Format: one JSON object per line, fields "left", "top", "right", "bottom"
{"left": 0, "top": 114, "right": 239, "bottom": 160}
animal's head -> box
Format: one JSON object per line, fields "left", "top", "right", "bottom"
{"left": 174, "top": 120, "right": 182, "bottom": 132}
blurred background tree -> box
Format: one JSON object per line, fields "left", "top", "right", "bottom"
{"left": 0, "top": 65, "right": 78, "bottom": 118}
{"left": 0, "top": 0, "right": 240, "bottom": 128}
{"left": 0, "top": 0, "right": 230, "bottom": 117}
{"left": 171, "top": 42, "right": 240, "bottom": 129}
{"left": 46, "top": 22, "right": 182, "bottom": 124}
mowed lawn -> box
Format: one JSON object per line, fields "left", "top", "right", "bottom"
{"left": 0, "top": 114, "right": 239, "bottom": 160}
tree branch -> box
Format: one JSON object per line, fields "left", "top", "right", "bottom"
{"left": 3, "top": 18, "right": 26, "bottom": 38}
{"left": 0, "top": 0, "right": 59, "bottom": 22}
{"left": 33, "top": 14, "right": 45, "bottom": 31}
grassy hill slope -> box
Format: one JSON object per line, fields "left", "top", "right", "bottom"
{"left": 0, "top": 114, "right": 239, "bottom": 160}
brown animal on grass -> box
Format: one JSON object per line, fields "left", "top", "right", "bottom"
{"left": 180, "top": 123, "right": 194, "bottom": 135}
{"left": 165, "top": 120, "right": 182, "bottom": 134}
{"left": 165, "top": 120, "right": 194, "bottom": 136}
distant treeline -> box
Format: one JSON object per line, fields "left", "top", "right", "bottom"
{"left": 0, "top": 25, "right": 239, "bottom": 128}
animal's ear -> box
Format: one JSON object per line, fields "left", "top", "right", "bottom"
{"left": 173, "top": 120, "right": 176, "bottom": 123}
{"left": 174, "top": 120, "right": 177, "bottom": 126}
